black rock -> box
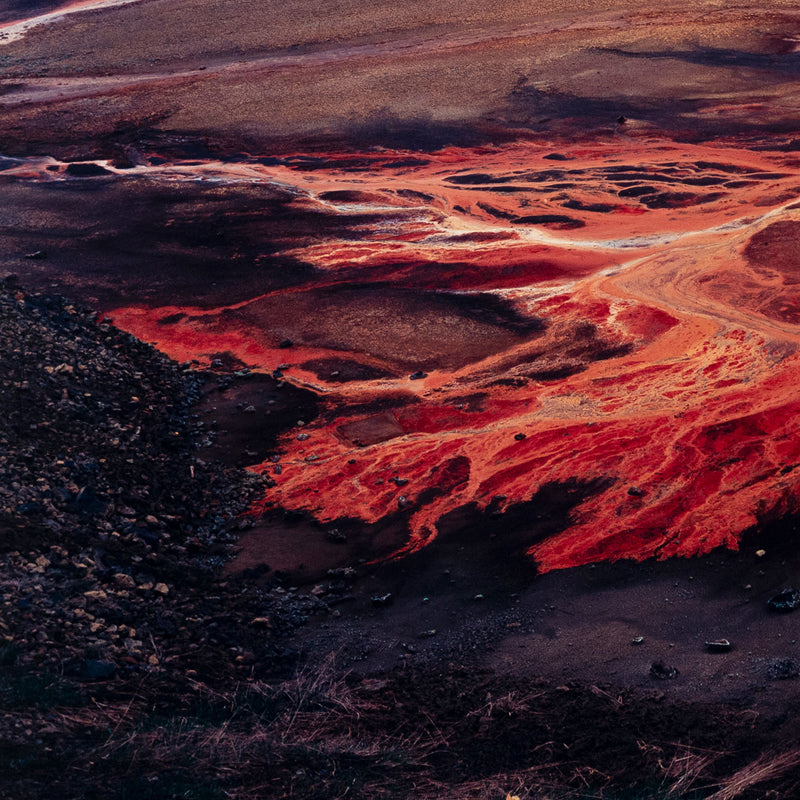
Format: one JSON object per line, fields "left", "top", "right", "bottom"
{"left": 327, "top": 594, "right": 356, "bottom": 606}
{"left": 279, "top": 338, "right": 294, "bottom": 349}
{"left": 0, "top": 645, "right": 19, "bottom": 666}
{"left": 649, "top": 661, "right": 679, "bottom": 680}
{"left": 705, "top": 639, "right": 732, "bottom": 653}
{"left": 409, "top": 371, "right": 427, "bottom": 380}
{"left": 768, "top": 588, "right": 800, "bottom": 613}
{"left": 514, "top": 433, "right": 527, "bottom": 441}
{"left": 133, "top": 527, "right": 159, "bottom": 546}
{"left": 23, "top": 251, "right": 47, "bottom": 260}
{"left": 627, "top": 486, "right": 644, "bottom": 497}
{"left": 74, "top": 486, "right": 107, "bottom": 516}
{"left": 75, "top": 659, "right": 117, "bottom": 682}
{"left": 64, "top": 162, "right": 113, "bottom": 177}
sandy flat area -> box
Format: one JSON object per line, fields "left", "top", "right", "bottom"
{"left": 3, "top": 0, "right": 800, "bottom": 153}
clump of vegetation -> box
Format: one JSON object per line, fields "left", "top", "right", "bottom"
{"left": 5, "top": 655, "right": 800, "bottom": 799}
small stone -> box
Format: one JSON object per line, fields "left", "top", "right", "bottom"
{"left": 113, "top": 573, "right": 135, "bottom": 589}
{"left": 251, "top": 617, "right": 272, "bottom": 627}
{"left": 148, "top": 655, "right": 159, "bottom": 666}
{"left": 649, "top": 661, "right": 679, "bottom": 680}
{"left": 473, "top": 593, "right": 485, "bottom": 601}
{"left": 630, "top": 636, "right": 645, "bottom": 645}
{"left": 755, "top": 549, "right": 766, "bottom": 557}
{"left": 279, "top": 338, "right": 293, "bottom": 349}
{"left": 371, "top": 593, "right": 393, "bottom": 607}
{"left": 83, "top": 590, "right": 107, "bottom": 601}
{"left": 153, "top": 583, "right": 169, "bottom": 596}
{"left": 75, "top": 486, "right": 106, "bottom": 515}
{"left": 514, "top": 433, "right": 526, "bottom": 441}
{"left": 65, "top": 162, "right": 112, "bottom": 177}
{"left": 77, "top": 659, "right": 116, "bottom": 681}
{"left": 409, "top": 371, "right": 427, "bottom": 380}
{"left": 768, "top": 588, "right": 800, "bottom": 613}
{"left": 297, "top": 433, "right": 309, "bottom": 441}
{"left": 705, "top": 639, "right": 732, "bottom": 653}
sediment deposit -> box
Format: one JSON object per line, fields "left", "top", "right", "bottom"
{"left": 6, "top": 135, "right": 800, "bottom": 572}
{"left": 6, "top": 0, "right": 800, "bottom": 571}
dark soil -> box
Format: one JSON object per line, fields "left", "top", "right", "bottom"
{"left": 3, "top": 247, "right": 800, "bottom": 799}
{"left": 0, "top": 281, "right": 330, "bottom": 795}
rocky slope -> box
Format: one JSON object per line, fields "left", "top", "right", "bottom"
{"left": 0, "top": 277, "right": 327, "bottom": 690}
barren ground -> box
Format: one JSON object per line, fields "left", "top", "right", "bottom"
{"left": 7, "top": 1, "right": 800, "bottom": 798}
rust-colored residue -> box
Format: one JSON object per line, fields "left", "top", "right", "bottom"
{"left": 105, "top": 136, "right": 800, "bottom": 571}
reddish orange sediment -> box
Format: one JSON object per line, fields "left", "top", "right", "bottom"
{"left": 105, "top": 135, "right": 800, "bottom": 571}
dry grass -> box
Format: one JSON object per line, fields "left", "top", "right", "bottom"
{"left": 662, "top": 745, "right": 721, "bottom": 798}
{"left": 5, "top": 658, "right": 800, "bottom": 800}
{"left": 705, "top": 749, "right": 800, "bottom": 800}
{"left": 68, "top": 653, "right": 441, "bottom": 799}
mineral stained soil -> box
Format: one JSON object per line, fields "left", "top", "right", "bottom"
{"left": 8, "top": 0, "right": 800, "bottom": 794}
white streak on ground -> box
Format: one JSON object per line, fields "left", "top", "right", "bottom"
{"left": 0, "top": 0, "right": 142, "bottom": 45}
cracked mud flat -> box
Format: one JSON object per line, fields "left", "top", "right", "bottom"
{"left": 8, "top": 0, "right": 800, "bottom": 796}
